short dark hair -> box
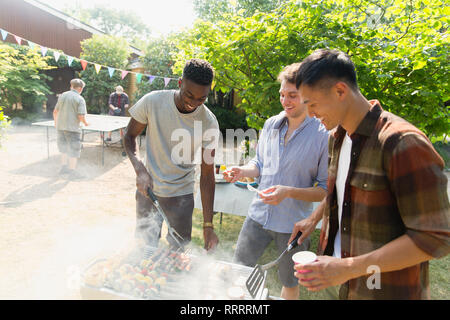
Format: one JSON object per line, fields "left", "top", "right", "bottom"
{"left": 277, "top": 62, "right": 302, "bottom": 84}
{"left": 182, "top": 59, "right": 214, "bottom": 86}
{"left": 295, "top": 49, "right": 358, "bottom": 90}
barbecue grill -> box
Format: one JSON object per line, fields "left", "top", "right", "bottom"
{"left": 80, "top": 246, "right": 275, "bottom": 300}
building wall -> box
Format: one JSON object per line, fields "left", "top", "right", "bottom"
{"left": 0, "top": 0, "right": 94, "bottom": 57}
{"left": 43, "top": 67, "right": 76, "bottom": 117}
{"left": 1, "top": 0, "right": 143, "bottom": 117}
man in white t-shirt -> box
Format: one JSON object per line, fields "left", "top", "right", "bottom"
{"left": 124, "top": 59, "right": 220, "bottom": 251}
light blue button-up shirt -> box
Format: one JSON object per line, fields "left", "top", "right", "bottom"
{"left": 248, "top": 111, "right": 329, "bottom": 233}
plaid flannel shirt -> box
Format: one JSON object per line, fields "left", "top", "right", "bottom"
{"left": 318, "top": 100, "right": 450, "bottom": 299}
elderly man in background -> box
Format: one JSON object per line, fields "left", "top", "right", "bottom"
{"left": 53, "top": 78, "right": 89, "bottom": 180}
{"left": 106, "top": 85, "right": 129, "bottom": 142}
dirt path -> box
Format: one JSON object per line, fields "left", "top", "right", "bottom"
{"left": 0, "top": 124, "right": 242, "bottom": 299}
{"left": 0, "top": 124, "right": 141, "bottom": 299}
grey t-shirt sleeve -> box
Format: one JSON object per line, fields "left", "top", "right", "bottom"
{"left": 202, "top": 117, "right": 220, "bottom": 150}
{"left": 77, "top": 97, "right": 87, "bottom": 115}
{"left": 128, "top": 94, "right": 150, "bottom": 124}
{"left": 54, "top": 94, "right": 63, "bottom": 111}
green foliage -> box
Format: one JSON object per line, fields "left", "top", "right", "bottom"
{"left": 193, "top": 0, "right": 289, "bottom": 22}
{"left": 0, "top": 43, "right": 53, "bottom": 113}
{"left": 63, "top": 4, "right": 150, "bottom": 49}
{"left": 135, "top": 34, "right": 249, "bottom": 131}
{"left": 79, "top": 35, "right": 131, "bottom": 114}
{"left": 134, "top": 36, "right": 179, "bottom": 102}
{"left": 0, "top": 106, "right": 10, "bottom": 148}
{"left": 46, "top": 48, "right": 82, "bottom": 70}
{"left": 176, "top": 0, "right": 449, "bottom": 138}
{"left": 208, "top": 104, "right": 248, "bottom": 132}
{"left": 433, "top": 141, "right": 450, "bottom": 168}
{"left": 193, "top": 0, "right": 235, "bottom": 22}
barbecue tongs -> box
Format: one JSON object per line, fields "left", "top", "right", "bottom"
{"left": 147, "top": 187, "right": 185, "bottom": 250}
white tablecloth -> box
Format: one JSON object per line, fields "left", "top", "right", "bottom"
{"left": 194, "top": 182, "right": 255, "bottom": 217}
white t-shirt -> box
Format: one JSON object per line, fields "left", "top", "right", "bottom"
{"left": 333, "top": 133, "right": 352, "bottom": 258}
{"left": 129, "top": 90, "right": 219, "bottom": 197}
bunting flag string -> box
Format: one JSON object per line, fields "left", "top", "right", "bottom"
{"left": 121, "top": 70, "right": 129, "bottom": 80}
{"left": 0, "top": 27, "right": 179, "bottom": 87}
{"left": 40, "top": 46, "right": 48, "bottom": 57}
{"left": 14, "top": 35, "right": 22, "bottom": 45}
{"left": 80, "top": 59, "right": 88, "bottom": 71}
{"left": 1, "top": 29, "right": 7, "bottom": 41}
{"left": 53, "top": 51, "right": 61, "bottom": 62}
{"left": 107, "top": 67, "right": 115, "bottom": 78}
{"left": 136, "top": 73, "right": 142, "bottom": 83}
{"left": 94, "top": 63, "right": 101, "bottom": 74}
{"left": 67, "top": 55, "right": 74, "bottom": 67}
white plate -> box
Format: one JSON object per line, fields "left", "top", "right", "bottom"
{"left": 234, "top": 180, "right": 258, "bottom": 188}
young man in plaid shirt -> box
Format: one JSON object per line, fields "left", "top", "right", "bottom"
{"left": 289, "top": 49, "right": 449, "bottom": 299}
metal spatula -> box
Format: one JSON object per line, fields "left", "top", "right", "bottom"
{"left": 246, "top": 231, "right": 302, "bottom": 299}
{"left": 147, "top": 187, "right": 185, "bottom": 250}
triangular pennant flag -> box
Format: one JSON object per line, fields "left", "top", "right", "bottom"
{"left": 80, "top": 60, "right": 88, "bottom": 71}
{"left": 164, "top": 77, "right": 171, "bottom": 87}
{"left": 1, "top": 29, "right": 8, "bottom": 41}
{"left": 41, "top": 46, "right": 48, "bottom": 57}
{"left": 14, "top": 35, "right": 22, "bottom": 45}
{"left": 136, "top": 73, "right": 142, "bottom": 83}
{"left": 28, "top": 41, "right": 36, "bottom": 50}
{"left": 107, "top": 67, "right": 115, "bottom": 78}
{"left": 67, "top": 56, "right": 74, "bottom": 67}
{"left": 148, "top": 75, "right": 156, "bottom": 84}
{"left": 53, "top": 51, "right": 61, "bottom": 62}
{"left": 94, "top": 63, "right": 101, "bottom": 74}
{"left": 121, "top": 70, "right": 129, "bottom": 80}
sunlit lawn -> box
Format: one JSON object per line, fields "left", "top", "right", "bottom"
{"left": 191, "top": 209, "right": 449, "bottom": 300}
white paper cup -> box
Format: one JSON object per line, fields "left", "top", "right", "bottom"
{"left": 292, "top": 251, "right": 317, "bottom": 274}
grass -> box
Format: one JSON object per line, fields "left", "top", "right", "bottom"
{"left": 191, "top": 209, "right": 449, "bottom": 300}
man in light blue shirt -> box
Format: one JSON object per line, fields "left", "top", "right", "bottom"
{"left": 224, "top": 63, "right": 328, "bottom": 299}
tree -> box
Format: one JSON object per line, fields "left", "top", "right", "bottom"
{"left": 79, "top": 35, "right": 131, "bottom": 114}
{"left": 193, "top": 0, "right": 288, "bottom": 22}
{"left": 0, "top": 43, "right": 53, "bottom": 113}
{"left": 175, "top": 0, "right": 449, "bottom": 140}
{"left": 193, "top": 0, "right": 234, "bottom": 22}
{"left": 133, "top": 35, "right": 180, "bottom": 102}
{"left": 63, "top": 4, "right": 151, "bottom": 49}
{"left": 0, "top": 106, "right": 10, "bottom": 148}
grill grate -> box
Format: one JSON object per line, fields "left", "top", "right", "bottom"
{"left": 81, "top": 246, "right": 269, "bottom": 300}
